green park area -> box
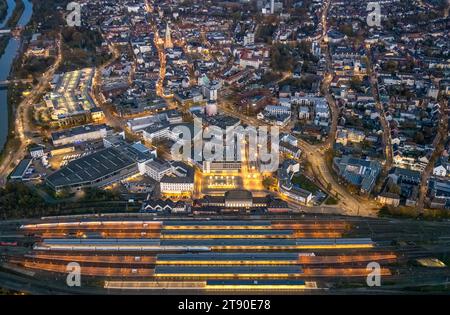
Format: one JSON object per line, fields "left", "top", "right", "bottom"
{"left": 291, "top": 174, "right": 321, "bottom": 194}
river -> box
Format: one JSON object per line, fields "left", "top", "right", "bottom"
{"left": 0, "top": 0, "right": 33, "bottom": 153}
{"left": 0, "top": 0, "right": 16, "bottom": 29}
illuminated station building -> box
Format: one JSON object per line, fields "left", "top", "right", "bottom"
{"left": 13, "top": 219, "right": 397, "bottom": 292}
{"left": 196, "top": 190, "right": 268, "bottom": 213}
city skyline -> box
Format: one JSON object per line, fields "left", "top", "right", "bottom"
{"left": 0, "top": 0, "right": 449, "bottom": 297}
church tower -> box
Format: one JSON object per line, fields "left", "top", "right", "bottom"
{"left": 164, "top": 23, "right": 173, "bottom": 49}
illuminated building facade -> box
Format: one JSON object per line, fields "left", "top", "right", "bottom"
{"left": 160, "top": 162, "right": 195, "bottom": 195}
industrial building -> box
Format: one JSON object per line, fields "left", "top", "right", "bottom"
{"left": 46, "top": 144, "right": 154, "bottom": 192}
{"left": 51, "top": 124, "right": 110, "bottom": 147}
{"left": 9, "top": 159, "right": 33, "bottom": 181}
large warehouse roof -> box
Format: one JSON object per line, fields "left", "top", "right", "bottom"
{"left": 46, "top": 147, "right": 136, "bottom": 188}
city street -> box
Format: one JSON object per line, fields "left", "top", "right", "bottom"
{"left": 0, "top": 35, "right": 62, "bottom": 185}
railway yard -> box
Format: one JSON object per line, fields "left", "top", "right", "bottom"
{"left": 0, "top": 214, "right": 449, "bottom": 294}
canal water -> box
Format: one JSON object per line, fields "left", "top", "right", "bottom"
{"left": 0, "top": 0, "right": 33, "bottom": 153}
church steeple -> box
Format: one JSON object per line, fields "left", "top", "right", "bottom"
{"left": 164, "top": 23, "right": 173, "bottom": 49}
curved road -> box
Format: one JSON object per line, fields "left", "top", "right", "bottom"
{"left": 0, "top": 36, "right": 62, "bottom": 185}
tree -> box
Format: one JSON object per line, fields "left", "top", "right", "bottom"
{"left": 261, "top": 71, "right": 282, "bottom": 84}
{"left": 339, "top": 24, "right": 354, "bottom": 37}
{"left": 82, "top": 187, "right": 121, "bottom": 202}
{"left": 383, "top": 60, "right": 398, "bottom": 73}
{"left": 256, "top": 23, "right": 276, "bottom": 44}
{"left": 349, "top": 77, "right": 363, "bottom": 92}
{"left": 271, "top": 44, "right": 294, "bottom": 72}
{"left": 262, "top": 176, "right": 277, "bottom": 190}
{"left": 414, "top": 131, "right": 425, "bottom": 145}
{"left": 0, "top": 183, "right": 55, "bottom": 219}
{"left": 388, "top": 183, "right": 401, "bottom": 195}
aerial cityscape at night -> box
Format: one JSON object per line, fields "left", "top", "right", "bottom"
{"left": 0, "top": 0, "right": 449, "bottom": 297}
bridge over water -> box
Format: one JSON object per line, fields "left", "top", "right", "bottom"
{"left": 0, "top": 79, "right": 33, "bottom": 88}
